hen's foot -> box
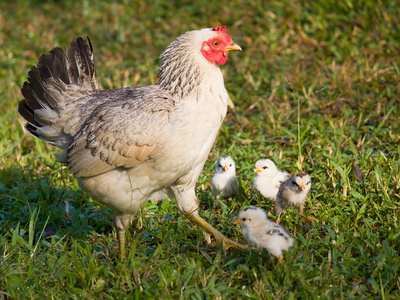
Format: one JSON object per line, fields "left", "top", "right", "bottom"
{"left": 185, "top": 212, "right": 248, "bottom": 250}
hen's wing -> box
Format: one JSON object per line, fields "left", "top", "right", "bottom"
{"left": 67, "top": 86, "right": 175, "bottom": 177}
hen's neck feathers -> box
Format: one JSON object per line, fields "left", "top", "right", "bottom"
{"left": 157, "top": 29, "right": 219, "bottom": 99}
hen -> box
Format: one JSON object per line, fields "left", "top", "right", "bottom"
{"left": 17, "top": 26, "right": 244, "bottom": 257}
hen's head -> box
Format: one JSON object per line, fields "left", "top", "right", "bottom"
{"left": 200, "top": 26, "right": 241, "bottom": 65}
{"left": 158, "top": 26, "right": 241, "bottom": 97}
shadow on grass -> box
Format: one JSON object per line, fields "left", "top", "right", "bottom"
{"left": 0, "top": 165, "right": 114, "bottom": 245}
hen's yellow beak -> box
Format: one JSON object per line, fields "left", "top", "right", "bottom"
{"left": 224, "top": 41, "right": 242, "bottom": 52}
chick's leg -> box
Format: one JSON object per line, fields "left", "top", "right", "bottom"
{"left": 298, "top": 207, "right": 317, "bottom": 224}
{"left": 275, "top": 205, "right": 283, "bottom": 225}
{"left": 173, "top": 186, "right": 247, "bottom": 250}
{"left": 266, "top": 256, "right": 284, "bottom": 265}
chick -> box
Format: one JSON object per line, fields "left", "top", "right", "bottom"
{"left": 252, "top": 159, "right": 290, "bottom": 201}
{"left": 235, "top": 206, "right": 294, "bottom": 263}
{"left": 211, "top": 156, "right": 239, "bottom": 201}
{"left": 275, "top": 173, "right": 316, "bottom": 224}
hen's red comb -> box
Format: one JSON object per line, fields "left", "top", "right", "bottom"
{"left": 212, "top": 25, "right": 226, "bottom": 32}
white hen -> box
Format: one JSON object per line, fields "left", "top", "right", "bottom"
{"left": 235, "top": 206, "right": 294, "bottom": 263}
{"left": 17, "top": 26, "right": 244, "bottom": 256}
{"left": 252, "top": 159, "right": 290, "bottom": 201}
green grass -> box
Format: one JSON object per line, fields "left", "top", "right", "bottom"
{"left": 1, "top": 0, "right": 400, "bottom": 298}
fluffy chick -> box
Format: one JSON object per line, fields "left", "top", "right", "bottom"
{"left": 235, "top": 206, "right": 294, "bottom": 263}
{"left": 211, "top": 156, "right": 239, "bottom": 200}
{"left": 252, "top": 159, "right": 290, "bottom": 201}
{"left": 275, "top": 173, "right": 316, "bottom": 224}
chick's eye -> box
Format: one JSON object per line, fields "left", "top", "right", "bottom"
{"left": 229, "top": 164, "right": 232, "bottom": 167}
{"left": 242, "top": 218, "right": 246, "bottom": 221}
{"left": 263, "top": 166, "right": 268, "bottom": 169}
{"left": 213, "top": 40, "right": 220, "bottom": 47}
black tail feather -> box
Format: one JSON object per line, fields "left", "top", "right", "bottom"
{"left": 17, "top": 100, "right": 41, "bottom": 127}
{"left": 18, "top": 36, "right": 98, "bottom": 145}
{"left": 21, "top": 74, "right": 48, "bottom": 110}
{"left": 67, "top": 37, "right": 97, "bottom": 89}
{"left": 37, "top": 48, "right": 69, "bottom": 85}
{"left": 25, "top": 123, "right": 40, "bottom": 139}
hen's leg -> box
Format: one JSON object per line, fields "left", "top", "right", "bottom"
{"left": 114, "top": 214, "right": 135, "bottom": 259}
{"left": 173, "top": 186, "right": 247, "bottom": 250}
{"left": 185, "top": 212, "right": 247, "bottom": 250}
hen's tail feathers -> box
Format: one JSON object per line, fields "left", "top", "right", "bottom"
{"left": 17, "top": 37, "right": 98, "bottom": 146}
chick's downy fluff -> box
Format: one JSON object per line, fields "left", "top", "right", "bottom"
{"left": 252, "top": 159, "right": 290, "bottom": 201}
{"left": 276, "top": 173, "right": 314, "bottom": 224}
{"left": 211, "top": 156, "right": 239, "bottom": 199}
{"left": 236, "top": 206, "right": 294, "bottom": 262}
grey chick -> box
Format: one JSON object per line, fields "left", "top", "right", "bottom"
{"left": 275, "top": 173, "right": 316, "bottom": 224}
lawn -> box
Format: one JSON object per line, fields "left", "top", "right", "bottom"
{"left": 1, "top": 0, "right": 399, "bottom": 298}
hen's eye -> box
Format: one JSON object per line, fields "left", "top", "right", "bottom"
{"left": 213, "top": 40, "right": 220, "bottom": 47}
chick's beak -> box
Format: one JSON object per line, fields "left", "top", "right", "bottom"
{"left": 254, "top": 167, "right": 261, "bottom": 173}
{"left": 233, "top": 217, "right": 241, "bottom": 225}
{"left": 300, "top": 183, "right": 306, "bottom": 191}
{"left": 224, "top": 41, "right": 242, "bottom": 52}
{"left": 223, "top": 164, "right": 229, "bottom": 171}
